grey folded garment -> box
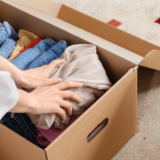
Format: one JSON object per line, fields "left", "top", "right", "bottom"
{"left": 28, "top": 44, "right": 112, "bottom": 130}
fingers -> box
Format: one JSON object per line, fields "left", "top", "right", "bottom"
{"left": 57, "top": 81, "right": 83, "bottom": 90}
{"left": 56, "top": 107, "right": 66, "bottom": 121}
{"left": 41, "top": 78, "right": 62, "bottom": 86}
{"left": 61, "top": 90, "right": 83, "bottom": 103}
{"left": 59, "top": 100, "right": 72, "bottom": 116}
{"left": 47, "top": 59, "right": 65, "bottom": 74}
{"left": 38, "top": 65, "right": 47, "bottom": 69}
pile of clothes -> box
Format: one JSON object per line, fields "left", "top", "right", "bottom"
{"left": 0, "top": 21, "right": 112, "bottom": 148}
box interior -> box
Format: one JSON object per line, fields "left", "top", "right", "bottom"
{"left": 0, "top": 1, "right": 137, "bottom": 160}
{"left": 0, "top": 0, "right": 137, "bottom": 84}
{"left": 4, "top": 0, "right": 160, "bottom": 60}
{"left": 2, "top": 0, "right": 144, "bottom": 66}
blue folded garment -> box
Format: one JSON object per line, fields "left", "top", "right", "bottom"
{"left": 0, "top": 38, "right": 16, "bottom": 58}
{"left": 12, "top": 38, "right": 56, "bottom": 70}
{"left": 0, "top": 21, "right": 18, "bottom": 46}
{"left": 3, "top": 21, "right": 18, "bottom": 41}
{"left": 28, "top": 41, "right": 68, "bottom": 69}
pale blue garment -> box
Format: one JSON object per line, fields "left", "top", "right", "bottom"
{"left": 28, "top": 41, "right": 68, "bottom": 69}
{"left": 0, "top": 38, "right": 16, "bottom": 58}
{"left": 0, "top": 21, "right": 18, "bottom": 45}
{"left": 12, "top": 38, "right": 56, "bottom": 70}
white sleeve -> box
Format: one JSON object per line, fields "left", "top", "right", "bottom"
{"left": 0, "top": 71, "right": 19, "bottom": 119}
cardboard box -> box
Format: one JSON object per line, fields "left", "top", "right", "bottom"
{"left": 0, "top": 0, "right": 159, "bottom": 159}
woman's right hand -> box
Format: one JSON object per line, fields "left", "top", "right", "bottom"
{"left": 10, "top": 81, "right": 83, "bottom": 121}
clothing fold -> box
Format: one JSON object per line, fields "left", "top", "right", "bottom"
{"left": 12, "top": 38, "right": 56, "bottom": 70}
{"left": 29, "top": 44, "right": 112, "bottom": 130}
{"left": 8, "top": 29, "right": 38, "bottom": 61}
{"left": 28, "top": 40, "right": 68, "bottom": 69}
{"left": 0, "top": 21, "right": 18, "bottom": 45}
{"left": 0, "top": 39, "right": 16, "bottom": 58}
{"left": 0, "top": 21, "right": 112, "bottom": 149}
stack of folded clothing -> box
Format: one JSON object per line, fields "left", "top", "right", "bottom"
{"left": 0, "top": 21, "right": 112, "bottom": 149}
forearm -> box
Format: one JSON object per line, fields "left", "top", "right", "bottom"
{"left": 0, "top": 57, "right": 65, "bottom": 89}
{"left": 10, "top": 89, "right": 38, "bottom": 113}
{"left": 0, "top": 56, "right": 23, "bottom": 86}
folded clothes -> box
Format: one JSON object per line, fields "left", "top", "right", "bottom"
{"left": 0, "top": 39, "right": 16, "bottom": 58}
{"left": 1, "top": 112, "right": 45, "bottom": 148}
{"left": 28, "top": 41, "right": 68, "bottom": 69}
{"left": 12, "top": 38, "right": 56, "bottom": 70}
{"left": 8, "top": 29, "right": 38, "bottom": 61}
{"left": 36, "top": 115, "right": 80, "bottom": 146}
{"left": 29, "top": 44, "right": 112, "bottom": 130}
{"left": 14, "top": 37, "right": 41, "bottom": 60}
{"left": 0, "top": 21, "right": 18, "bottom": 45}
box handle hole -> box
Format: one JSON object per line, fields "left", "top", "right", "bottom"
{"left": 87, "top": 118, "right": 108, "bottom": 142}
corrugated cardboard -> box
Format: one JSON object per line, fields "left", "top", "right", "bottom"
{"left": 56, "top": 5, "right": 160, "bottom": 71}
{"left": 3, "top": 0, "right": 62, "bottom": 17}
{"left": 1, "top": 0, "right": 143, "bottom": 65}
{"left": 5, "top": 0, "right": 160, "bottom": 71}
{"left": 140, "top": 50, "right": 160, "bottom": 71}
{"left": 0, "top": 0, "right": 153, "bottom": 159}
{"left": 45, "top": 68, "right": 137, "bottom": 160}
{"left": 0, "top": 124, "right": 46, "bottom": 160}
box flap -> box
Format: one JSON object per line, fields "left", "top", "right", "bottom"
{"left": 2, "top": 0, "right": 143, "bottom": 65}
{"left": 57, "top": 5, "right": 160, "bottom": 57}
{"left": 140, "top": 50, "right": 160, "bottom": 71}
{"left": 3, "top": 0, "right": 61, "bottom": 17}
{"left": 57, "top": 5, "right": 160, "bottom": 71}
{"left": 4, "top": 0, "right": 160, "bottom": 70}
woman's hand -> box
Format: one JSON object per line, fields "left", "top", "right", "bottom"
{"left": 0, "top": 56, "right": 65, "bottom": 90}
{"left": 10, "top": 81, "right": 83, "bottom": 120}
{"left": 17, "top": 59, "right": 65, "bottom": 89}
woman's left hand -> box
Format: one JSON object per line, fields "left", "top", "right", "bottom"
{"left": 17, "top": 59, "right": 65, "bottom": 89}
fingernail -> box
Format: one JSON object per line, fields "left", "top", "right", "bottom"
{"left": 58, "top": 78, "right": 62, "bottom": 82}
{"left": 80, "top": 99, "right": 83, "bottom": 103}
{"left": 79, "top": 83, "right": 83, "bottom": 87}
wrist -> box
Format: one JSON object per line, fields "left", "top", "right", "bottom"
{"left": 10, "top": 89, "right": 38, "bottom": 114}
{"left": 26, "top": 92, "right": 39, "bottom": 114}
{"left": 16, "top": 71, "right": 30, "bottom": 88}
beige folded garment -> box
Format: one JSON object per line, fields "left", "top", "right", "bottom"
{"left": 28, "top": 44, "right": 112, "bottom": 130}
{"left": 8, "top": 29, "right": 37, "bottom": 61}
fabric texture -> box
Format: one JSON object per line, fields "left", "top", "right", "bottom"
{"left": 12, "top": 38, "right": 56, "bottom": 70}
{"left": 1, "top": 112, "right": 45, "bottom": 148}
{"left": 0, "top": 21, "right": 18, "bottom": 45}
{"left": 0, "top": 71, "right": 19, "bottom": 119}
{"left": 29, "top": 44, "right": 112, "bottom": 130}
{"left": 28, "top": 40, "right": 68, "bottom": 69}
{"left": 20, "top": 37, "right": 41, "bottom": 54}
{"left": 0, "top": 38, "right": 16, "bottom": 58}
{"left": 36, "top": 114, "right": 80, "bottom": 146}
{"left": 8, "top": 29, "right": 38, "bottom": 62}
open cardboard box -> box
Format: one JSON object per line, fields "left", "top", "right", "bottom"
{"left": 0, "top": 0, "right": 159, "bottom": 160}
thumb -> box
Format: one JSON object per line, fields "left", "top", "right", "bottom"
{"left": 47, "top": 59, "right": 65, "bottom": 74}
{"left": 41, "top": 78, "right": 62, "bottom": 87}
